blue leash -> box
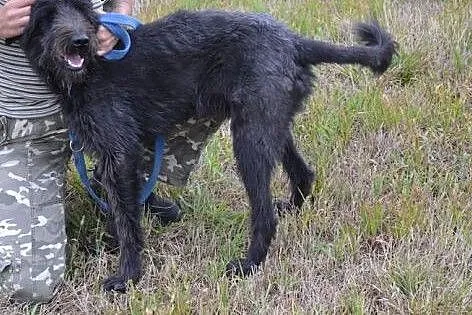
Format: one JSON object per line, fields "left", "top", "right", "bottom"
{"left": 69, "top": 132, "right": 110, "bottom": 212}
{"left": 69, "top": 13, "right": 165, "bottom": 214}
{"left": 99, "top": 12, "right": 143, "bottom": 60}
{"left": 69, "top": 132, "right": 165, "bottom": 213}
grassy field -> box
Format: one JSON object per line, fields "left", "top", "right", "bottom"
{"left": 2, "top": 0, "right": 471, "bottom": 313}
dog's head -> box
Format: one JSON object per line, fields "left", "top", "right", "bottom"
{"left": 21, "top": 0, "right": 100, "bottom": 90}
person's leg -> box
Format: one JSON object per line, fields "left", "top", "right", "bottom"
{"left": 153, "top": 117, "right": 222, "bottom": 187}
{"left": 0, "top": 114, "right": 69, "bottom": 303}
{"left": 142, "top": 117, "right": 222, "bottom": 222}
{"left": 91, "top": 116, "right": 222, "bottom": 229}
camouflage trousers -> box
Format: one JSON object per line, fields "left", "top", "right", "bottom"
{"left": 0, "top": 113, "right": 221, "bottom": 303}
{"left": 0, "top": 113, "right": 69, "bottom": 303}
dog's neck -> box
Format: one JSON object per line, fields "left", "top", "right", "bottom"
{"left": 60, "top": 84, "right": 88, "bottom": 112}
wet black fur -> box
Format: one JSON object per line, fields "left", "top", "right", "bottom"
{"left": 21, "top": 0, "right": 396, "bottom": 292}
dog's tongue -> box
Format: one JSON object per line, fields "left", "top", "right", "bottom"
{"left": 66, "top": 54, "right": 84, "bottom": 68}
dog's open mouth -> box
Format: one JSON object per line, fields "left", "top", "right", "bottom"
{"left": 63, "top": 53, "right": 85, "bottom": 70}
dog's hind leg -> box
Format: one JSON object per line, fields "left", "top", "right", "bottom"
{"left": 226, "top": 117, "right": 281, "bottom": 276}
{"left": 276, "top": 133, "right": 315, "bottom": 214}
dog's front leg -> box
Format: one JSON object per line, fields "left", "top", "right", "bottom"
{"left": 100, "top": 152, "right": 144, "bottom": 292}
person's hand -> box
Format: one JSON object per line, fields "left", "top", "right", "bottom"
{"left": 96, "top": 25, "right": 119, "bottom": 56}
{"left": 0, "top": 0, "right": 35, "bottom": 39}
{"left": 96, "top": 0, "right": 133, "bottom": 56}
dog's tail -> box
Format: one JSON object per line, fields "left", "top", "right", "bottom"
{"left": 298, "top": 21, "right": 396, "bottom": 74}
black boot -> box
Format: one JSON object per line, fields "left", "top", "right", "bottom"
{"left": 145, "top": 193, "right": 182, "bottom": 225}
{"left": 92, "top": 165, "right": 182, "bottom": 225}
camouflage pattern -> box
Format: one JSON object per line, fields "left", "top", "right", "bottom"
{"left": 147, "top": 117, "right": 222, "bottom": 186}
{"left": 0, "top": 112, "right": 221, "bottom": 303}
{"left": 0, "top": 113, "right": 69, "bottom": 303}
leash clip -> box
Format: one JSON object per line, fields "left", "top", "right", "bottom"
{"left": 69, "top": 139, "right": 84, "bottom": 152}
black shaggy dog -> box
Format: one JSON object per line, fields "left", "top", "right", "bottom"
{"left": 21, "top": 0, "right": 395, "bottom": 292}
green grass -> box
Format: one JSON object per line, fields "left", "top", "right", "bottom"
{"left": 2, "top": 0, "right": 472, "bottom": 313}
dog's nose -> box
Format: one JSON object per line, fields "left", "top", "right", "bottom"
{"left": 72, "top": 35, "right": 89, "bottom": 47}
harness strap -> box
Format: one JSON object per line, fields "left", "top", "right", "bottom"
{"left": 139, "top": 136, "right": 166, "bottom": 204}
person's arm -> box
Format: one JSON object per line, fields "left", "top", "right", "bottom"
{"left": 97, "top": 0, "right": 135, "bottom": 56}
{"left": 0, "top": 0, "right": 35, "bottom": 39}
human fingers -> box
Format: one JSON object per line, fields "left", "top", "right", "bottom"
{"left": 97, "top": 36, "right": 119, "bottom": 55}
{"left": 6, "top": 0, "right": 35, "bottom": 9}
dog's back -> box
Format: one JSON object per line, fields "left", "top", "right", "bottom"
{"left": 97, "top": 10, "right": 394, "bottom": 128}
{"left": 94, "top": 10, "right": 314, "bottom": 126}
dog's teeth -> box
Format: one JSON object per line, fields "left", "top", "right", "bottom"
{"left": 66, "top": 55, "right": 84, "bottom": 68}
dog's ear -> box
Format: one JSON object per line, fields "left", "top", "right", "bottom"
{"left": 20, "top": 0, "right": 57, "bottom": 49}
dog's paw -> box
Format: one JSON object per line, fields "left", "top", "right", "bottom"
{"left": 102, "top": 275, "right": 128, "bottom": 293}
{"left": 274, "top": 199, "right": 297, "bottom": 216}
{"left": 225, "top": 258, "right": 259, "bottom": 277}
